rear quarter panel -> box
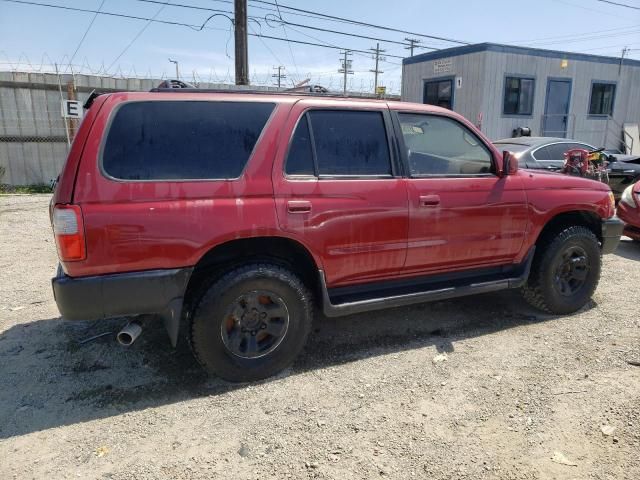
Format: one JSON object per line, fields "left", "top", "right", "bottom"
{"left": 66, "top": 92, "right": 304, "bottom": 277}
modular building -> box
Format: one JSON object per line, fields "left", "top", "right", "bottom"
{"left": 401, "top": 43, "right": 640, "bottom": 152}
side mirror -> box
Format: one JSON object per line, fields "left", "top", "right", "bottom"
{"left": 502, "top": 150, "right": 519, "bottom": 176}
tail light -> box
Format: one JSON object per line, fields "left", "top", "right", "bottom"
{"left": 52, "top": 205, "right": 86, "bottom": 261}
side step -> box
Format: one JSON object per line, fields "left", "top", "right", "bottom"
{"left": 320, "top": 248, "right": 535, "bottom": 317}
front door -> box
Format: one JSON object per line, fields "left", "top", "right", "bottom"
{"left": 393, "top": 111, "right": 528, "bottom": 275}
{"left": 543, "top": 79, "right": 572, "bottom": 137}
{"left": 273, "top": 102, "right": 409, "bottom": 287}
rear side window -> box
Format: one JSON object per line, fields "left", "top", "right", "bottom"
{"left": 311, "top": 110, "right": 391, "bottom": 176}
{"left": 102, "top": 101, "right": 274, "bottom": 180}
{"left": 285, "top": 115, "right": 315, "bottom": 176}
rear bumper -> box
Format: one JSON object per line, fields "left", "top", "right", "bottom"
{"left": 601, "top": 217, "right": 625, "bottom": 254}
{"left": 52, "top": 266, "right": 192, "bottom": 322}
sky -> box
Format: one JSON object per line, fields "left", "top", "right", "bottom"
{"left": 0, "top": 0, "right": 639, "bottom": 94}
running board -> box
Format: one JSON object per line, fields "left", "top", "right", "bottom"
{"left": 320, "top": 247, "right": 535, "bottom": 318}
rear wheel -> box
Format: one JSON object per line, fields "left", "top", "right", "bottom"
{"left": 522, "top": 226, "right": 601, "bottom": 314}
{"left": 189, "top": 263, "right": 313, "bottom": 382}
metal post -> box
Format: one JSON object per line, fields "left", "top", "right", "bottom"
{"left": 54, "top": 63, "right": 71, "bottom": 148}
{"left": 404, "top": 38, "right": 420, "bottom": 57}
{"left": 272, "top": 66, "right": 286, "bottom": 88}
{"left": 168, "top": 58, "right": 179, "bottom": 80}
{"left": 338, "top": 51, "right": 353, "bottom": 96}
{"left": 369, "top": 43, "right": 385, "bottom": 94}
{"left": 618, "top": 47, "right": 628, "bottom": 76}
{"left": 234, "top": 0, "right": 249, "bottom": 85}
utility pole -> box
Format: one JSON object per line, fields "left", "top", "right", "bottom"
{"left": 234, "top": 0, "right": 249, "bottom": 85}
{"left": 404, "top": 38, "right": 421, "bottom": 57}
{"left": 369, "top": 43, "right": 386, "bottom": 94}
{"left": 338, "top": 50, "right": 353, "bottom": 96}
{"left": 619, "top": 46, "right": 628, "bottom": 75}
{"left": 168, "top": 58, "right": 179, "bottom": 80}
{"left": 272, "top": 66, "right": 286, "bottom": 88}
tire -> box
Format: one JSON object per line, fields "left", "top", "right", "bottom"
{"left": 189, "top": 263, "right": 313, "bottom": 382}
{"left": 522, "top": 226, "right": 601, "bottom": 314}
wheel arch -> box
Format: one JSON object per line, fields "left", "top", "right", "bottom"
{"left": 183, "top": 236, "right": 322, "bottom": 319}
{"left": 535, "top": 210, "right": 602, "bottom": 247}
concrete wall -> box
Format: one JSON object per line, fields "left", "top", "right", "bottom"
{"left": 402, "top": 46, "right": 640, "bottom": 149}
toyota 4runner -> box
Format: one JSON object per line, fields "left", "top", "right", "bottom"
{"left": 51, "top": 90, "right": 623, "bottom": 381}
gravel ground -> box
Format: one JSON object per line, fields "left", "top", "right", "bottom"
{"left": 1, "top": 194, "right": 639, "bottom": 480}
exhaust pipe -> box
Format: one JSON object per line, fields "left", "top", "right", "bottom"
{"left": 117, "top": 321, "right": 142, "bottom": 346}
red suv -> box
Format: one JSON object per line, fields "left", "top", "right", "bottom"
{"left": 51, "top": 90, "right": 623, "bottom": 381}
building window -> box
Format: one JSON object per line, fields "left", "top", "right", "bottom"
{"left": 423, "top": 79, "right": 453, "bottom": 110}
{"left": 503, "top": 77, "right": 534, "bottom": 115}
{"left": 589, "top": 82, "right": 616, "bottom": 116}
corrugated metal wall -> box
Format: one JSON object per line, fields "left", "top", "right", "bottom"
{"left": 402, "top": 49, "right": 640, "bottom": 148}
{"left": 402, "top": 51, "right": 487, "bottom": 128}
{"left": 0, "top": 72, "right": 286, "bottom": 186}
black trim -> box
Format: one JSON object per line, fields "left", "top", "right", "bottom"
{"left": 601, "top": 216, "right": 624, "bottom": 254}
{"left": 52, "top": 267, "right": 193, "bottom": 346}
{"left": 320, "top": 248, "right": 535, "bottom": 317}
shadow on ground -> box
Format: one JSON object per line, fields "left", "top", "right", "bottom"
{"left": 0, "top": 290, "right": 564, "bottom": 440}
{"left": 614, "top": 238, "right": 640, "bottom": 261}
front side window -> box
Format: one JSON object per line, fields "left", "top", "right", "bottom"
{"left": 503, "top": 77, "right": 534, "bottom": 115}
{"left": 423, "top": 79, "right": 453, "bottom": 109}
{"left": 102, "top": 101, "right": 274, "bottom": 180}
{"left": 398, "top": 113, "right": 492, "bottom": 176}
{"left": 589, "top": 82, "right": 616, "bottom": 116}
{"left": 284, "top": 110, "right": 392, "bottom": 177}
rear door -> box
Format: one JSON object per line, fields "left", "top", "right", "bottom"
{"left": 393, "top": 110, "right": 528, "bottom": 275}
{"left": 272, "top": 100, "right": 409, "bottom": 287}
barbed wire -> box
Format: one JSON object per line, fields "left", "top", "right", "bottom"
{"left": 0, "top": 50, "right": 402, "bottom": 94}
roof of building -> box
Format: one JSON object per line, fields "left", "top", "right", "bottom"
{"left": 403, "top": 42, "right": 640, "bottom": 68}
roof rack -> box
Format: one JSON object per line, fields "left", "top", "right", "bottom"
{"left": 148, "top": 86, "right": 389, "bottom": 100}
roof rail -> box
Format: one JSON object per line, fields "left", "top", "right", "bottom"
{"left": 148, "top": 86, "right": 388, "bottom": 100}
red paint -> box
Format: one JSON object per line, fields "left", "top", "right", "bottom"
{"left": 617, "top": 182, "right": 640, "bottom": 241}
{"left": 53, "top": 92, "right": 615, "bottom": 286}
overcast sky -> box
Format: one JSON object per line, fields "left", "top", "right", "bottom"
{"left": 1, "top": 0, "right": 639, "bottom": 94}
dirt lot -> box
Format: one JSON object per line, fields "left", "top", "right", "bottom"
{"left": 1, "top": 194, "right": 639, "bottom": 480}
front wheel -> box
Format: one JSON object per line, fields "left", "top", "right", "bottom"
{"left": 522, "top": 226, "right": 601, "bottom": 314}
{"left": 189, "top": 264, "right": 313, "bottom": 382}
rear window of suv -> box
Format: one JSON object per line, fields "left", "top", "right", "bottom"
{"left": 102, "top": 101, "right": 275, "bottom": 180}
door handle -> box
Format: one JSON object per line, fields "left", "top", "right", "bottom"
{"left": 419, "top": 195, "right": 440, "bottom": 207}
{"left": 287, "top": 200, "right": 312, "bottom": 213}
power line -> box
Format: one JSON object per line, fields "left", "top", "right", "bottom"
{"left": 248, "top": 0, "right": 470, "bottom": 45}
{"left": 265, "top": 15, "right": 437, "bottom": 50}
{"left": 506, "top": 25, "right": 640, "bottom": 44}
{"left": 596, "top": 0, "right": 640, "bottom": 10}
{"left": 0, "top": 0, "right": 403, "bottom": 58}
{"left": 67, "top": 0, "right": 105, "bottom": 72}
{"left": 273, "top": 0, "right": 299, "bottom": 84}
{"left": 141, "top": 0, "right": 434, "bottom": 51}
{"left": 106, "top": 1, "right": 170, "bottom": 73}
